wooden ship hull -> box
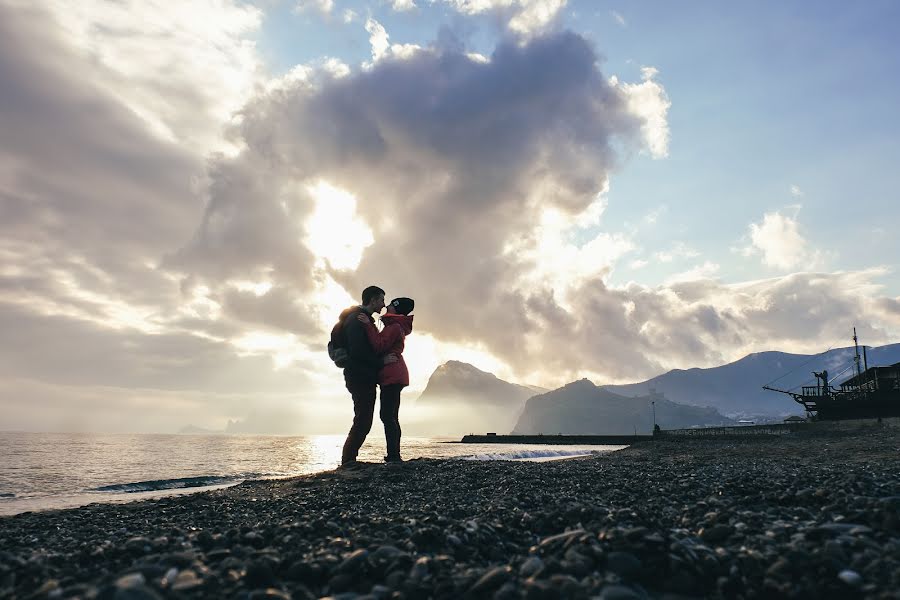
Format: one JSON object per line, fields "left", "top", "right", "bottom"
{"left": 792, "top": 388, "right": 900, "bottom": 420}
{"left": 765, "top": 329, "right": 900, "bottom": 421}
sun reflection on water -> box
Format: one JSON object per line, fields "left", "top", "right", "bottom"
{"left": 305, "top": 434, "right": 344, "bottom": 470}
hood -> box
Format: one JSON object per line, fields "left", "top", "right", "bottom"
{"left": 340, "top": 305, "right": 368, "bottom": 321}
{"left": 381, "top": 314, "right": 413, "bottom": 335}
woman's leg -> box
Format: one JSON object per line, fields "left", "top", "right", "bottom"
{"left": 379, "top": 384, "right": 403, "bottom": 461}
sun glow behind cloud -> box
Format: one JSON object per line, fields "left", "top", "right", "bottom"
{"left": 304, "top": 181, "right": 374, "bottom": 271}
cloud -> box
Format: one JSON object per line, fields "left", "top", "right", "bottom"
{"left": 173, "top": 28, "right": 899, "bottom": 391}
{"left": 295, "top": 0, "right": 334, "bottom": 15}
{"left": 745, "top": 208, "right": 821, "bottom": 270}
{"left": 790, "top": 184, "right": 803, "bottom": 197}
{"left": 41, "top": 0, "right": 262, "bottom": 154}
{"left": 364, "top": 19, "right": 423, "bottom": 63}
{"left": 610, "top": 67, "right": 671, "bottom": 158}
{"left": 173, "top": 31, "right": 660, "bottom": 382}
{"left": 343, "top": 8, "right": 358, "bottom": 23}
{"left": 610, "top": 10, "right": 626, "bottom": 27}
{"left": 443, "top": 0, "right": 568, "bottom": 37}
{"left": 664, "top": 261, "right": 720, "bottom": 285}
{"left": 366, "top": 18, "right": 391, "bottom": 61}
{"left": 0, "top": 1, "right": 343, "bottom": 432}
{"left": 391, "top": 0, "right": 417, "bottom": 11}
{"left": 629, "top": 259, "right": 649, "bottom": 270}
{"left": 654, "top": 242, "right": 700, "bottom": 263}
{"left": 3, "top": 3, "right": 898, "bottom": 434}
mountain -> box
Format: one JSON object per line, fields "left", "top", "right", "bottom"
{"left": 603, "top": 342, "right": 900, "bottom": 418}
{"left": 177, "top": 424, "right": 220, "bottom": 434}
{"left": 411, "top": 361, "right": 546, "bottom": 434}
{"left": 512, "top": 379, "right": 733, "bottom": 435}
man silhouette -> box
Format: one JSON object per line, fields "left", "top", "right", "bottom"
{"left": 338, "top": 285, "right": 394, "bottom": 465}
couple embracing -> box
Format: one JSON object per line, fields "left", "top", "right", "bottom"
{"left": 332, "top": 285, "right": 414, "bottom": 466}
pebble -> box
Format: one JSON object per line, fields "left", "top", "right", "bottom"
{"left": 170, "top": 569, "right": 202, "bottom": 591}
{"left": 519, "top": 556, "right": 544, "bottom": 578}
{"left": 838, "top": 569, "right": 863, "bottom": 587}
{"left": 606, "top": 552, "right": 642, "bottom": 579}
{"left": 468, "top": 566, "right": 511, "bottom": 594}
{"left": 598, "top": 584, "right": 646, "bottom": 600}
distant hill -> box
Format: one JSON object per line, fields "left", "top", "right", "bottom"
{"left": 411, "top": 361, "right": 546, "bottom": 434}
{"left": 177, "top": 424, "right": 220, "bottom": 434}
{"left": 512, "top": 379, "right": 733, "bottom": 435}
{"left": 604, "top": 343, "right": 900, "bottom": 418}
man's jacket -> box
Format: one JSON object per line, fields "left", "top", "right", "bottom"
{"left": 339, "top": 306, "right": 382, "bottom": 384}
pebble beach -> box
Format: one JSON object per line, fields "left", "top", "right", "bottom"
{"left": 2, "top": 422, "right": 899, "bottom": 599}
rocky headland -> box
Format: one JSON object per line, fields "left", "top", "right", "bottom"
{"left": 2, "top": 422, "right": 899, "bottom": 599}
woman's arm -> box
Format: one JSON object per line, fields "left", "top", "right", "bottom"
{"left": 358, "top": 316, "right": 403, "bottom": 354}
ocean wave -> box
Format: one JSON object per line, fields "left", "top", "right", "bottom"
{"left": 89, "top": 474, "right": 257, "bottom": 494}
{"left": 460, "top": 449, "right": 602, "bottom": 461}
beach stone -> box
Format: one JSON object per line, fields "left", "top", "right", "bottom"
{"left": 34, "top": 580, "right": 60, "bottom": 596}
{"left": 195, "top": 530, "right": 213, "bottom": 547}
{"left": 170, "top": 569, "right": 202, "bottom": 591}
{"left": 494, "top": 581, "right": 518, "bottom": 600}
{"left": 812, "top": 523, "right": 870, "bottom": 538}
{"left": 114, "top": 573, "right": 146, "bottom": 589}
{"left": 124, "top": 537, "right": 152, "bottom": 555}
{"left": 549, "top": 574, "right": 580, "bottom": 596}
{"left": 370, "top": 545, "right": 402, "bottom": 563}
{"left": 598, "top": 584, "right": 645, "bottom": 600}
{"left": 248, "top": 589, "right": 291, "bottom": 600}
{"left": 112, "top": 585, "right": 164, "bottom": 600}
{"left": 624, "top": 527, "right": 649, "bottom": 543}
{"left": 206, "top": 548, "right": 231, "bottom": 561}
{"left": 161, "top": 567, "right": 178, "bottom": 588}
{"left": 337, "top": 549, "right": 369, "bottom": 574}
{"left": 539, "top": 529, "right": 584, "bottom": 549}
{"left": 163, "top": 550, "right": 196, "bottom": 568}
{"left": 328, "top": 573, "right": 356, "bottom": 593}
{"left": 606, "top": 552, "right": 641, "bottom": 579}
{"left": 522, "top": 578, "right": 552, "bottom": 600}
{"left": 409, "top": 556, "right": 430, "bottom": 580}
{"left": 700, "top": 524, "right": 733, "bottom": 544}
{"left": 468, "top": 566, "right": 511, "bottom": 595}
{"left": 244, "top": 560, "right": 277, "bottom": 587}
{"left": 384, "top": 570, "right": 406, "bottom": 589}
{"left": 520, "top": 556, "right": 544, "bottom": 578}
{"left": 838, "top": 569, "right": 863, "bottom": 587}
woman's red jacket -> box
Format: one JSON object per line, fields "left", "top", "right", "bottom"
{"left": 362, "top": 314, "right": 413, "bottom": 387}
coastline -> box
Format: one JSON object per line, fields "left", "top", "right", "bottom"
{"left": 2, "top": 423, "right": 898, "bottom": 598}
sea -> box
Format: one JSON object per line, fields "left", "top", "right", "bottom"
{"left": 0, "top": 432, "right": 624, "bottom": 516}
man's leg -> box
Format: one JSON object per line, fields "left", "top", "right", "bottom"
{"left": 341, "top": 379, "right": 376, "bottom": 464}
{"left": 379, "top": 384, "right": 403, "bottom": 461}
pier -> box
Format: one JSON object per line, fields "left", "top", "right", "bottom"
{"left": 459, "top": 433, "right": 652, "bottom": 444}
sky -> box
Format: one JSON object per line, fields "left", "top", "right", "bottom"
{"left": 1, "top": 0, "right": 899, "bottom": 434}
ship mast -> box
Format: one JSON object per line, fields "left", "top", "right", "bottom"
{"left": 853, "top": 327, "right": 862, "bottom": 381}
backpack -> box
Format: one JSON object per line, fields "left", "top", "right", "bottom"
{"left": 327, "top": 315, "right": 350, "bottom": 368}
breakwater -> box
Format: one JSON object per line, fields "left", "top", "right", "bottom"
{"left": 656, "top": 422, "right": 810, "bottom": 437}
{"left": 459, "top": 434, "right": 652, "bottom": 444}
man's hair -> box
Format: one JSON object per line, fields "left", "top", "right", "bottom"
{"left": 361, "top": 285, "right": 385, "bottom": 306}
